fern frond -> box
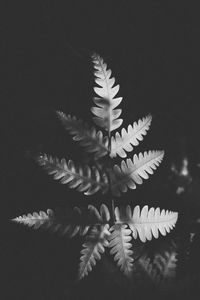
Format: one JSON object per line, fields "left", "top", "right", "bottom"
{"left": 157, "top": 251, "right": 177, "bottom": 281}
{"left": 12, "top": 205, "right": 111, "bottom": 239}
{"left": 56, "top": 112, "right": 109, "bottom": 158}
{"left": 79, "top": 224, "right": 110, "bottom": 279}
{"left": 37, "top": 154, "right": 108, "bottom": 195}
{"left": 12, "top": 209, "right": 54, "bottom": 230}
{"left": 11, "top": 207, "right": 91, "bottom": 237}
{"left": 88, "top": 203, "right": 110, "bottom": 224}
{"left": 110, "top": 115, "right": 152, "bottom": 158}
{"left": 139, "top": 249, "right": 177, "bottom": 288}
{"left": 111, "top": 150, "right": 164, "bottom": 196}
{"left": 115, "top": 205, "right": 178, "bottom": 243}
{"left": 91, "top": 53, "right": 123, "bottom": 132}
{"left": 109, "top": 224, "right": 134, "bottom": 277}
{"left": 78, "top": 204, "right": 110, "bottom": 279}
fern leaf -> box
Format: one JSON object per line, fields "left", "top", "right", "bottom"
{"left": 12, "top": 209, "right": 54, "bottom": 230}
{"left": 56, "top": 112, "right": 109, "bottom": 158}
{"left": 12, "top": 205, "right": 111, "bottom": 238}
{"left": 37, "top": 154, "right": 108, "bottom": 195}
{"left": 109, "top": 224, "right": 134, "bottom": 277}
{"left": 157, "top": 251, "right": 177, "bottom": 281}
{"left": 111, "top": 150, "right": 164, "bottom": 196}
{"left": 115, "top": 205, "right": 178, "bottom": 243}
{"left": 88, "top": 203, "right": 110, "bottom": 224}
{"left": 139, "top": 249, "right": 177, "bottom": 288}
{"left": 78, "top": 204, "right": 110, "bottom": 279}
{"left": 110, "top": 115, "right": 152, "bottom": 158}
{"left": 11, "top": 207, "right": 91, "bottom": 237}
{"left": 79, "top": 224, "right": 110, "bottom": 279}
{"left": 91, "top": 53, "right": 123, "bottom": 132}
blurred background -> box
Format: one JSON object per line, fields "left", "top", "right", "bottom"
{"left": 1, "top": 1, "right": 199, "bottom": 299}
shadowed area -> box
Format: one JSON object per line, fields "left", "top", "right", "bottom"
{"left": 1, "top": 1, "right": 198, "bottom": 299}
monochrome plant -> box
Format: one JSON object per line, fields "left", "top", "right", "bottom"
{"left": 12, "top": 53, "right": 178, "bottom": 280}
{"left": 138, "top": 240, "right": 178, "bottom": 290}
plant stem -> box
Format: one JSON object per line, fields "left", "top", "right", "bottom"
{"left": 108, "top": 129, "right": 115, "bottom": 223}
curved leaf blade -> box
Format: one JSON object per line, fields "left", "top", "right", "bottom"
{"left": 111, "top": 150, "right": 164, "bottom": 196}
{"left": 110, "top": 115, "right": 152, "bottom": 158}
{"left": 11, "top": 207, "right": 93, "bottom": 238}
{"left": 37, "top": 154, "right": 108, "bottom": 196}
{"left": 91, "top": 53, "right": 123, "bottom": 132}
{"left": 109, "top": 224, "right": 134, "bottom": 277}
{"left": 12, "top": 209, "right": 54, "bottom": 230}
{"left": 79, "top": 224, "right": 110, "bottom": 279}
{"left": 115, "top": 205, "right": 178, "bottom": 242}
{"left": 139, "top": 249, "right": 177, "bottom": 289}
{"left": 56, "top": 112, "right": 109, "bottom": 158}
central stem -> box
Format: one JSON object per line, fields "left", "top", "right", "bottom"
{"left": 107, "top": 129, "right": 115, "bottom": 223}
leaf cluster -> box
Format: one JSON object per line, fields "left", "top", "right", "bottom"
{"left": 12, "top": 53, "right": 178, "bottom": 280}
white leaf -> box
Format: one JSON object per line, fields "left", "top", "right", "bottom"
{"left": 110, "top": 115, "right": 152, "bottom": 158}
{"left": 79, "top": 224, "right": 110, "bottom": 279}
{"left": 37, "top": 154, "right": 108, "bottom": 196}
{"left": 109, "top": 224, "right": 134, "bottom": 277}
{"left": 91, "top": 53, "right": 123, "bottom": 132}
{"left": 111, "top": 150, "right": 164, "bottom": 196}
{"left": 11, "top": 208, "right": 92, "bottom": 238}
{"left": 56, "top": 112, "right": 109, "bottom": 158}
{"left": 12, "top": 209, "right": 54, "bottom": 230}
{"left": 115, "top": 205, "right": 178, "bottom": 242}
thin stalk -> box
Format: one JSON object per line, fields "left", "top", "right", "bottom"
{"left": 107, "top": 129, "right": 115, "bottom": 223}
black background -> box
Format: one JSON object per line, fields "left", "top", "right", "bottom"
{"left": 1, "top": 1, "right": 198, "bottom": 299}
